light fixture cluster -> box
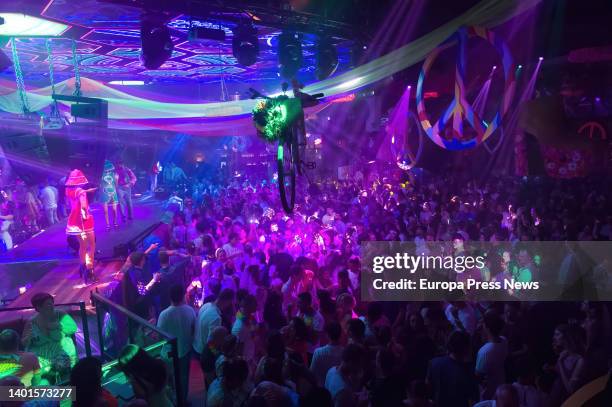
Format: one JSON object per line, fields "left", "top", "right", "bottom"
{"left": 232, "top": 21, "right": 259, "bottom": 66}
{"left": 140, "top": 17, "right": 174, "bottom": 70}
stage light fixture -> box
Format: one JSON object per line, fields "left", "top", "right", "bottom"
{"left": 232, "top": 22, "right": 259, "bottom": 66}
{"left": 140, "top": 19, "right": 174, "bottom": 70}
{"left": 278, "top": 31, "right": 303, "bottom": 79}
{"left": 316, "top": 37, "right": 338, "bottom": 80}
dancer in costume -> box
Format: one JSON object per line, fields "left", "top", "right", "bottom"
{"left": 100, "top": 160, "right": 119, "bottom": 230}
{"left": 65, "top": 169, "right": 97, "bottom": 282}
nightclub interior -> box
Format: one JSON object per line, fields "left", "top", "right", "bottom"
{"left": 0, "top": 0, "right": 611, "bottom": 406}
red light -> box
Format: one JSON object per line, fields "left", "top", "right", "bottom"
{"left": 424, "top": 91, "right": 439, "bottom": 99}
{"left": 331, "top": 94, "right": 356, "bottom": 103}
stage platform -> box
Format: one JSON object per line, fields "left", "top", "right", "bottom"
{"left": 0, "top": 197, "right": 165, "bottom": 305}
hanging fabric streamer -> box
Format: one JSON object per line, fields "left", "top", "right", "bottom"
{"left": 471, "top": 75, "right": 506, "bottom": 155}
{"left": 71, "top": 39, "right": 82, "bottom": 97}
{"left": 10, "top": 38, "right": 30, "bottom": 114}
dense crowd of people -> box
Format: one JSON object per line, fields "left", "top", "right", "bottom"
{"left": 2, "top": 166, "right": 612, "bottom": 406}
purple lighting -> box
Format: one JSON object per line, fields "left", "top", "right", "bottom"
{"left": 539, "top": 56, "right": 544, "bottom": 60}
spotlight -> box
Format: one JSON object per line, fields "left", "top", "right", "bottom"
{"left": 539, "top": 56, "right": 544, "bottom": 61}
{"left": 232, "top": 21, "right": 259, "bottom": 66}
{"left": 316, "top": 37, "right": 338, "bottom": 80}
{"left": 278, "top": 31, "right": 302, "bottom": 79}
{"left": 140, "top": 18, "right": 174, "bottom": 70}
{"left": 517, "top": 64, "right": 522, "bottom": 69}
{"left": 492, "top": 65, "right": 497, "bottom": 70}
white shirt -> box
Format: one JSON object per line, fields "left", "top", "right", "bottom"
{"left": 222, "top": 242, "right": 243, "bottom": 259}
{"left": 232, "top": 315, "right": 255, "bottom": 362}
{"left": 445, "top": 303, "right": 477, "bottom": 335}
{"left": 325, "top": 366, "right": 355, "bottom": 407}
{"left": 322, "top": 214, "right": 334, "bottom": 226}
{"left": 157, "top": 303, "right": 196, "bottom": 358}
{"left": 39, "top": 186, "right": 58, "bottom": 209}
{"left": 310, "top": 344, "right": 343, "bottom": 386}
{"left": 193, "top": 302, "right": 221, "bottom": 354}
{"left": 348, "top": 270, "right": 359, "bottom": 290}
{"left": 476, "top": 337, "right": 509, "bottom": 400}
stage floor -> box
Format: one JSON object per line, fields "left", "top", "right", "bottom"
{"left": 0, "top": 259, "right": 124, "bottom": 322}
{"left": 0, "top": 197, "right": 165, "bottom": 305}
{"left": 0, "top": 197, "right": 165, "bottom": 263}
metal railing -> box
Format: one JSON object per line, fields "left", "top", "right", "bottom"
{"left": 91, "top": 292, "right": 183, "bottom": 407}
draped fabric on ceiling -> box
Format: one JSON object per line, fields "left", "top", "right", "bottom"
{"left": 0, "top": 0, "right": 542, "bottom": 135}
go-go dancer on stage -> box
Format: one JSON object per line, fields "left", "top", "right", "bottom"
{"left": 65, "top": 169, "right": 97, "bottom": 283}
{"left": 100, "top": 160, "right": 120, "bottom": 230}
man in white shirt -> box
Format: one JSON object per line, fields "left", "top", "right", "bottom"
{"left": 193, "top": 288, "right": 234, "bottom": 355}
{"left": 222, "top": 232, "right": 244, "bottom": 263}
{"left": 347, "top": 257, "right": 361, "bottom": 291}
{"left": 476, "top": 311, "right": 509, "bottom": 401}
{"left": 310, "top": 321, "right": 344, "bottom": 386}
{"left": 325, "top": 343, "right": 367, "bottom": 407}
{"left": 39, "top": 179, "right": 59, "bottom": 226}
{"left": 157, "top": 284, "right": 196, "bottom": 403}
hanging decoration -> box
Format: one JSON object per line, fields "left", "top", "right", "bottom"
{"left": 381, "top": 86, "right": 424, "bottom": 170}
{"left": 392, "top": 112, "right": 424, "bottom": 170}
{"left": 10, "top": 38, "right": 30, "bottom": 114}
{"left": 252, "top": 98, "right": 302, "bottom": 142}
{"left": 482, "top": 128, "right": 505, "bottom": 154}
{"left": 0, "top": 0, "right": 541, "bottom": 126}
{"left": 416, "top": 26, "right": 516, "bottom": 150}
{"left": 71, "top": 39, "right": 82, "bottom": 97}
{"left": 41, "top": 39, "right": 64, "bottom": 130}
{"left": 45, "top": 40, "right": 57, "bottom": 97}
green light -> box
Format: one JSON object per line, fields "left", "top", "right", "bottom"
{"left": 0, "top": 361, "right": 22, "bottom": 378}
{"left": 0, "top": 14, "right": 70, "bottom": 37}
{"left": 118, "top": 344, "right": 140, "bottom": 366}
{"left": 277, "top": 145, "right": 284, "bottom": 161}
{"left": 253, "top": 99, "right": 292, "bottom": 142}
{"left": 102, "top": 342, "right": 165, "bottom": 381}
